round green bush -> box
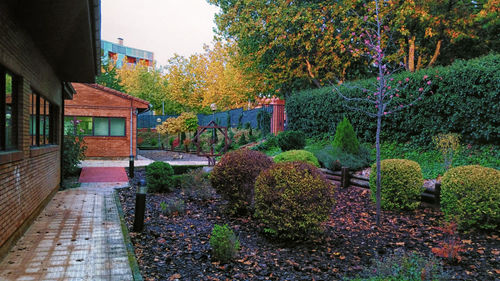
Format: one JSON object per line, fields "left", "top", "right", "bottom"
{"left": 146, "top": 161, "right": 174, "bottom": 193}
{"left": 441, "top": 165, "right": 500, "bottom": 230}
{"left": 369, "top": 159, "right": 423, "bottom": 210}
{"left": 255, "top": 162, "right": 335, "bottom": 240}
{"left": 276, "top": 130, "right": 306, "bottom": 151}
{"left": 210, "top": 149, "right": 273, "bottom": 215}
{"left": 274, "top": 150, "right": 320, "bottom": 167}
{"left": 332, "top": 117, "right": 360, "bottom": 154}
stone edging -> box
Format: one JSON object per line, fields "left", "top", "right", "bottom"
{"left": 113, "top": 189, "right": 144, "bottom": 281}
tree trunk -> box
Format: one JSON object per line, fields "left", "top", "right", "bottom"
{"left": 416, "top": 55, "right": 422, "bottom": 71}
{"left": 427, "top": 40, "right": 442, "bottom": 68}
{"left": 375, "top": 105, "right": 382, "bottom": 226}
{"left": 306, "top": 59, "right": 322, "bottom": 88}
{"left": 408, "top": 36, "right": 416, "bottom": 72}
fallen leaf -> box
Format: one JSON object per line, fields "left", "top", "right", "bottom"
{"left": 169, "top": 273, "right": 181, "bottom": 280}
{"left": 462, "top": 239, "right": 472, "bottom": 244}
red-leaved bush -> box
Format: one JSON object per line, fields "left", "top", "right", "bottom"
{"left": 210, "top": 149, "right": 273, "bottom": 215}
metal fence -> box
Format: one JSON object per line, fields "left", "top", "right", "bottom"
{"left": 137, "top": 106, "right": 274, "bottom": 129}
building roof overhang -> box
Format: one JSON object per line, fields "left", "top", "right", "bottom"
{"left": 6, "top": 0, "right": 101, "bottom": 84}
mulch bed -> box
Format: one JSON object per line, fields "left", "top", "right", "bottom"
{"left": 119, "top": 168, "right": 499, "bottom": 280}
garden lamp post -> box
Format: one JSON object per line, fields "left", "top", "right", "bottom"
{"left": 210, "top": 103, "right": 217, "bottom": 153}
{"left": 133, "top": 178, "right": 147, "bottom": 232}
{"left": 130, "top": 107, "right": 138, "bottom": 178}
{"left": 156, "top": 117, "right": 162, "bottom": 149}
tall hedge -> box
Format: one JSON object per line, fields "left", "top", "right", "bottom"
{"left": 286, "top": 54, "right": 500, "bottom": 146}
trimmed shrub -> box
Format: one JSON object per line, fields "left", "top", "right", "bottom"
{"left": 274, "top": 150, "right": 320, "bottom": 167}
{"left": 441, "top": 165, "right": 500, "bottom": 230}
{"left": 287, "top": 54, "right": 500, "bottom": 146}
{"left": 146, "top": 161, "right": 174, "bottom": 193}
{"left": 210, "top": 149, "right": 273, "bottom": 215}
{"left": 254, "top": 162, "right": 335, "bottom": 240}
{"left": 315, "top": 144, "right": 371, "bottom": 170}
{"left": 276, "top": 130, "right": 306, "bottom": 151}
{"left": 333, "top": 117, "right": 360, "bottom": 154}
{"left": 369, "top": 159, "right": 423, "bottom": 210}
{"left": 210, "top": 224, "right": 240, "bottom": 263}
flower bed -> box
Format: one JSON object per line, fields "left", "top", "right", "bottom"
{"left": 118, "top": 168, "right": 499, "bottom": 280}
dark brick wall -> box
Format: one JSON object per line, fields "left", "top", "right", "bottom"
{"left": 0, "top": 2, "right": 63, "bottom": 254}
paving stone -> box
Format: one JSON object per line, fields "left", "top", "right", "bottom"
{"left": 0, "top": 183, "right": 134, "bottom": 280}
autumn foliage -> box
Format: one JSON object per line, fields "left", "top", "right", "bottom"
{"left": 210, "top": 149, "right": 273, "bottom": 215}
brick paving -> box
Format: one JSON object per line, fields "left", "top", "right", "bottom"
{"left": 0, "top": 183, "right": 133, "bottom": 281}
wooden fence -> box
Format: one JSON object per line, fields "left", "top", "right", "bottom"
{"left": 320, "top": 168, "right": 441, "bottom": 207}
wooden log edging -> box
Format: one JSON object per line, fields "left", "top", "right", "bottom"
{"left": 320, "top": 168, "right": 441, "bottom": 207}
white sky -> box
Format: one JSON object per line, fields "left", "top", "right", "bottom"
{"left": 101, "top": 0, "right": 220, "bottom": 67}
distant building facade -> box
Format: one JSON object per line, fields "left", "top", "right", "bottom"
{"left": 65, "top": 83, "right": 150, "bottom": 158}
{"left": 101, "top": 38, "right": 154, "bottom": 68}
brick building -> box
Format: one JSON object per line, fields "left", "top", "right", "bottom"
{"left": 0, "top": 0, "right": 100, "bottom": 257}
{"left": 65, "top": 83, "right": 149, "bottom": 158}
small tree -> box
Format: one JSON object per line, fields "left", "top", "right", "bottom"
{"left": 63, "top": 120, "right": 87, "bottom": 178}
{"left": 335, "top": 0, "right": 434, "bottom": 226}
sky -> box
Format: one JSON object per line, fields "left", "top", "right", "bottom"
{"left": 101, "top": 0, "right": 221, "bottom": 67}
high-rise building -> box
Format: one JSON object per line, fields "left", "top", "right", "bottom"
{"left": 101, "top": 38, "right": 154, "bottom": 68}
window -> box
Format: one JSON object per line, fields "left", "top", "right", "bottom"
{"left": 64, "top": 117, "right": 125, "bottom": 137}
{"left": 1, "top": 68, "right": 18, "bottom": 151}
{"left": 30, "top": 92, "right": 58, "bottom": 146}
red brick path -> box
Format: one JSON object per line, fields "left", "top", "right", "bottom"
{"left": 79, "top": 167, "right": 129, "bottom": 183}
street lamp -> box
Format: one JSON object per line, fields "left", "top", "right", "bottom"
{"left": 156, "top": 117, "right": 162, "bottom": 149}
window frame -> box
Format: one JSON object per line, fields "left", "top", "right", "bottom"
{"left": 0, "top": 66, "right": 19, "bottom": 151}
{"left": 30, "top": 91, "right": 58, "bottom": 147}
{"left": 64, "top": 116, "right": 126, "bottom": 137}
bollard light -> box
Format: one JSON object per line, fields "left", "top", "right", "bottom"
{"left": 133, "top": 179, "right": 147, "bottom": 232}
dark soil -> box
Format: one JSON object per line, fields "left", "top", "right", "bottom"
{"left": 138, "top": 149, "right": 208, "bottom": 162}
{"left": 119, "top": 168, "right": 499, "bottom": 280}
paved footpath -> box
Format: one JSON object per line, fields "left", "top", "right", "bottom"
{"left": 0, "top": 183, "right": 134, "bottom": 281}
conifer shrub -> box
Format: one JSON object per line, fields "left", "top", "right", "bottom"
{"left": 274, "top": 150, "right": 320, "bottom": 167}
{"left": 146, "top": 161, "right": 174, "bottom": 193}
{"left": 441, "top": 165, "right": 500, "bottom": 230}
{"left": 210, "top": 149, "right": 273, "bottom": 215}
{"left": 276, "top": 130, "right": 306, "bottom": 151}
{"left": 332, "top": 117, "right": 360, "bottom": 154}
{"left": 210, "top": 224, "right": 240, "bottom": 263}
{"left": 315, "top": 145, "right": 371, "bottom": 170}
{"left": 369, "top": 159, "right": 423, "bottom": 210}
{"left": 254, "top": 162, "right": 335, "bottom": 240}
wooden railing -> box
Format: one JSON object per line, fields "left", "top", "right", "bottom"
{"left": 320, "top": 168, "right": 441, "bottom": 207}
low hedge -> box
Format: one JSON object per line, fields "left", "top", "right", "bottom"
{"left": 441, "top": 165, "right": 500, "bottom": 230}
{"left": 274, "top": 150, "right": 320, "bottom": 167}
{"left": 369, "top": 159, "right": 423, "bottom": 210}
{"left": 287, "top": 54, "right": 500, "bottom": 146}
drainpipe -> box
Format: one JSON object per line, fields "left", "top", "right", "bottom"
{"left": 130, "top": 100, "right": 134, "bottom": 178}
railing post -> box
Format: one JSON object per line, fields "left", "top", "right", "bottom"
{"left": 341, "top": 167, "right": 350, "bottom": 188}
{"left": 434, "top": 182, "right": 441, "bottom": 207}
